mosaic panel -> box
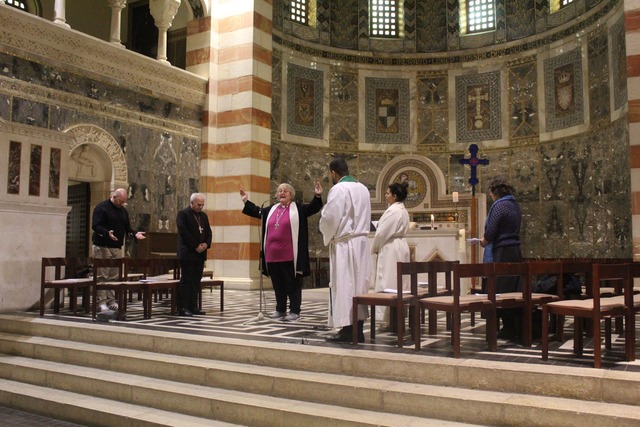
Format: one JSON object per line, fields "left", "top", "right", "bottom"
{"left": 329, "top": 0, "right": 358, "bottom": 49}
{"left": 317, "top": 0, "right": 331, "bottom": 35}
{"left": 544, "top": 48, "right": 584, "bottom": 132}
{"left": 271, "top": 51, "right": 283, "bottom": 133}
{"left": 329, "top": 69, "right": 358, "bottom": 147}
{"left": 416, "top": 0, "right": 447, "bottom": 52}
{"left": 365, "top": 77, "right": 410, "bottom": 144}
{"left": 12, "top": 98, "right": 49, "bottom": 128}
{"left": 286, "top": 63, "right": 324, "bottom": 139}
{"left": 29, "top": 144, "right": 42, "bottom": 196}
{"left": 610, "top": 16, "right": 627, "bottom": 111}
{"left": 587, "top": 30, "right": 610, "bottom": 125}
{"left": 455, "top": 71, "right": 501, "bottom": 142}
{"left": 48, "top": 147, "right": 61, "bottom": 198}
{"left": 446, "top": 0, "right": 460, "bottom": 49}
{"left": 508, "top": 58, "right": 538, "bottom": 140}
{"left": 505, "top": 0, "right": 536, "bottom": 41}
{"left": 403, "top": 0, "right": 417, "bottom": 43}
{"left": 7, "top": 141, "right": 21, "bottom": 195}
{"left": 495, "top": 0, "right": 507, "bottom": 42}
{"left": 417, "top": 72, "right": 448, "bottom": 145}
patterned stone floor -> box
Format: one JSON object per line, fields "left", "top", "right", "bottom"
{"left": 32, "top": 286, "right": 640, "bottom": 372}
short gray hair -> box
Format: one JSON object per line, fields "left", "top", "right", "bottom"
{"left": 190, "top": 193, "right": 205, "bottom": 203}
{"left": 277, "top": 183, "right": 296, "bottom": 199}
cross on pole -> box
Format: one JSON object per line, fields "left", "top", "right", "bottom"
{"left": 459, "top": 144, "right": 489, "bottom": 265}
{"left": 459, "top": 144, "right": 489, "bottom": 196}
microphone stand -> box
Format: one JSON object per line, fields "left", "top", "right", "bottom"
{"left": 244, "top": 199, "right": 271, "bottom": 324}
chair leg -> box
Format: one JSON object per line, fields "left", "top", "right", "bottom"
{"left": 396, "top": 305, "right": 404, "bottom": 349}
{"left": 352, "top": 300, "right": 359, "bottom": 345}
{"left": 605, "top": 318, "right": 612, "bottom": 349}
{"left": 593, "top": 317, "right": 602, "bottom": 369}
{"left": 370, "top": 306, "right": 376, "bottom": 340}
{"left": 453, "top": 311, "right": 461, "bottom": 358}
{"left": 541, "top": 306, "right": 549, "bottom": 360}
{"left": 574, "top": 318, "right": 583, "bottom": 356}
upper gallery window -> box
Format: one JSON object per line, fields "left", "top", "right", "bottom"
{"left": 461, "top": 0, "right": 495, "bottom": 35}
{"left": 4, "top": 0, "right": 27, "bottom": 10}
{"left": 370, "top": 0, "right": 403, "bottom": 38}
{"left": 550, "top": 0, "right": 575, "bottom": 13}
{"left": 290, "top": 0, "right": 317, "bottom": 27}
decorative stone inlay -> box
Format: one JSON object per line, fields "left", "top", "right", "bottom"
{"left": 544, "top": 47, "right": 584, "bottom": 132}
{"left": 610, "top": 15, "right": 627, "bottom": 111}
{"left": 455, "top": 71, "right": 502, "bottom": 142}
{"left": 365, "top": 77, "right": 410, "bottom": 144}
{"left": 286, "top": 63, "right": 324, "bottom": 139}
{"left": 65, "top": 125, "right": 128, "bottom": 186}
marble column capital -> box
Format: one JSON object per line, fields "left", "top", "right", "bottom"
{"left": 107, "top": 0, "right": 127, "bottom": 10}
{"left": 149, "top": 0, "right": 181, "bottom": 30}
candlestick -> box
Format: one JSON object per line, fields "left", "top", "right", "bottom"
{"left": 430, "top": 214, "right": 435, "bottom": 229}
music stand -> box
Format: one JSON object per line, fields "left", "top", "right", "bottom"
{"left": 244, "top": 200, "right": 270, "bottom": 324}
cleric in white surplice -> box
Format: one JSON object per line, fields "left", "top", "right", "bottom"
{"left": 319, "top": 157, "right": 372, "bottom": 343}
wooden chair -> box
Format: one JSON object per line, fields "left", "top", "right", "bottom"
{"left": 527, "top": 260, "right": 564, "bottom": 339}
{"left": 421, "top": 260, "right": 458, "bottom": 335}
{"left": 144, "top": 258, "right": 180, "bottom": 318}
{"left": 91, "top": 257, "right": 125, "bottom": 320}
{"left": 351, "top": 261, "right": 422, "bottom": 348}
{"left": 40, "top": 257, "right": 91, "bottom": 316}
{"left": 199, "top": 278, "right": 224, "bottom": 312}
{"left": 123, "top": 258, "right": 151, "bottom": 317}
{"left": 541, "top": 263, "right": 634, "bottom": 368}
{"left": 418, "top": 263, "right": 497, "bottom": 357}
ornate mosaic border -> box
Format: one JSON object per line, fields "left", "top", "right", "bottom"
{"left": 365, "top": 77, "right": 410, "bottom": 144}
{"left": 273, "top": 0, "right": 618, "bottom": 66}
{"left": 544, "top": 48, "right": 584, "bottom": 131}
{"left": 610, "top": 15, "right": 628, "bottom": 111}
{"left": 286, "top": 63, "right": 324, "bottom": 139}
{"left": 455, "top": 71, "right": 502, "bottom": 142}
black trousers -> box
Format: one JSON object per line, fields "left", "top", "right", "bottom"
{"left": 266, "top": 261, "right": 302, "bottom": 315}
{"left": 178, "top": 258, "right": 204, "bottom": 311}
{"left": 494, "top": 245, "right": 523, "bottom": 333}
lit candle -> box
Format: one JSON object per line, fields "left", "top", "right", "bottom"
{"left": 430, "top": 214, "right": 435, "bottom": 229}
{"left": 452, "top": 192, "right": 459, "bottom": 203}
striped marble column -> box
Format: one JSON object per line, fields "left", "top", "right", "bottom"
{"left": 627, "top": 0, "right": 640, "bottom": 260}
{"left": 187, "top": 0, "right": 272, "bottom": 288}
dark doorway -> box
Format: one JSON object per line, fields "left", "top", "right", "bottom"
{"left": 66, "top": 182, "right": 90, "bottom": 258}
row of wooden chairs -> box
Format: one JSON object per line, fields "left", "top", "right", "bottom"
{"left": 352, "top": 259, "right": 638, "bottom": 368}
{"left": 40, "top": 257, "right": 223, "bottom": 320}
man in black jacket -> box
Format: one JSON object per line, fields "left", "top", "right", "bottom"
{"left": 92, "top": 188, "right": 146, "bottom": 314}
{"left": 176, "top": 193, "right": 212, "bottom": 316}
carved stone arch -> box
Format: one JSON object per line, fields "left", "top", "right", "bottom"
{"left": 372, "top": 154, "right": 448, "bottom": 213}
{"left": 64, "top": 125, "right": 128, "bottom": 189}
{"left": 183, "top": 0, "right": 207, "bottom": 19}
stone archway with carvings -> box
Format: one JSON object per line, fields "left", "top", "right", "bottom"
{"left": 64, "top": 124, "right": 128, "bottom": 188}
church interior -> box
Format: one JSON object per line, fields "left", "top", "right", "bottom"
{"left": 0, "top": 0, "right": 640, "bottom": 425}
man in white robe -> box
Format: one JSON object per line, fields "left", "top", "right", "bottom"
{"left": 319, "top": 157, "right": 372, "bottom": 343}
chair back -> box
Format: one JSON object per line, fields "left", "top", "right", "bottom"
{"left": 92, "top": 258, "right": 125, "bottom": 283}
{"left": 396, "top": 261, "right": 431, "bottom": 298}
{"left": 561, "top": 259, "right": 592, "bottom": 298}
{"left": 592, "top": 263, "right": 631, "bottom": 311}
{"left": 124, "top": 258, "right": 150, "bottom": 280}
{"left": 528, "top": 260, "right": 563, "bottom": 298}
{"left": 40, "top": 257, "right": 67, "bottom": 284}
{"left": 493, "top": 261, "right": 530, "bottom": 295}
{"left": 151, "top": 258, "right": 180, "bottom": 279}
{"left": 453, "top": 263, "right": 496, "bottom": 303}
{"left": 426, "top": 260, "right": 458, "bottom": 296}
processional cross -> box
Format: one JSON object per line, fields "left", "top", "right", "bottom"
{"left": 459, "top": 144, "right": 489, "bottom": 263}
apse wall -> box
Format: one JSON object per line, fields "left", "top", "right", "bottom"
{"left": 270, "top": 0, "right": 631, "bottom": 259}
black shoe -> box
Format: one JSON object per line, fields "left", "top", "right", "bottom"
{"left": 325, "top": 326, "right": 364, "bottom": 343}
{"left": 190, "top": 309, "right": 206, "bottom": 315}
{"left": 178, "top": 309, "right": 193, "bottom": 317}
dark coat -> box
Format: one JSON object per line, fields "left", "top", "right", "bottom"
{"left": 177, "top": 207, "right": 212, "bottom": 261}
{"left": 242, "top": 196, "right": 323, "bottom": 277}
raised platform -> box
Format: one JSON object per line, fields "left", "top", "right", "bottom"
{"left": 0, "top": 288, "right": 639, "bottom": 426}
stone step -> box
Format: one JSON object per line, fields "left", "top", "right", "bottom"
{"left": 0, "top": 314, "right": 639, "bottom": 426}
{"left": 0, "top": 358, "right": 478, "bottom": 427}
{"left": 0, "top": 315, "right": 637, "bottom": 407}
{"left": 0, "top": 378, "right": 237, "bottom": 427}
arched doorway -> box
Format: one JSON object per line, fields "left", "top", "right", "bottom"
{"left": 65, "top": 125, "right": 128, "bottom": 257}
